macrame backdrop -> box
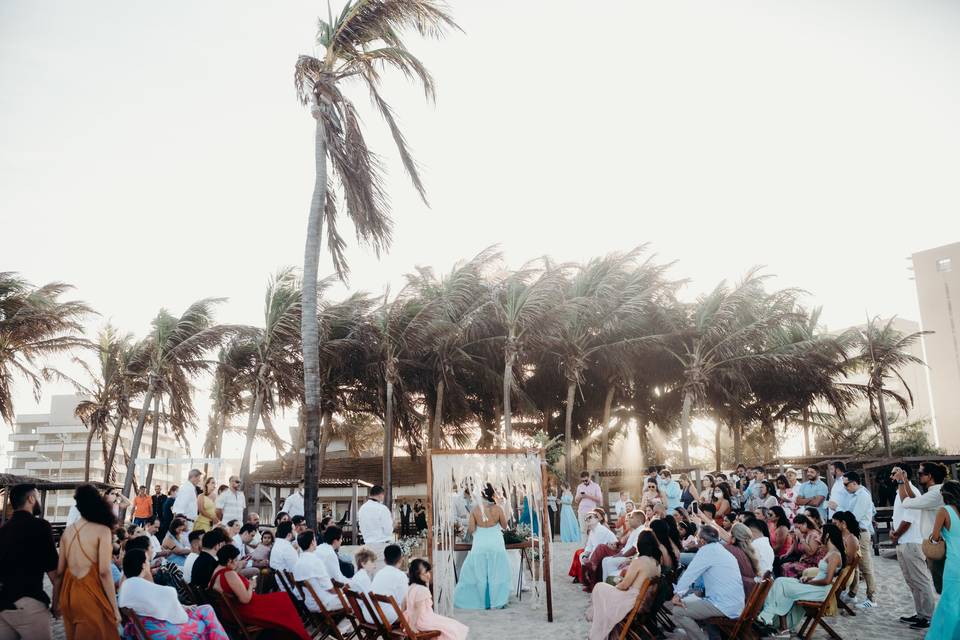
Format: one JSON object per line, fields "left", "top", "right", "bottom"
{"left": 429, "top": 450, "right": 550, "bottom": 618}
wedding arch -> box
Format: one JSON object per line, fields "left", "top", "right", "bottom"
{"left": 426, "top": 448, "right": 554, "bottom": 621}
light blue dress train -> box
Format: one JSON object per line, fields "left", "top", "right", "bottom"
{"left": 928, "top": 505, "right": 960, "bottom": 639}
{"left": 454, "top": 521, "right": 513, "bottom": 610}
{"left": 560, "top": 492, "right": 581, "bottom": 543}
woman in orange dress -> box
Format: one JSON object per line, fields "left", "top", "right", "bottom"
{"left": 210, "top": 544, "right": 309, "bottom": 640}
{"left": 57, "top": 484, "right": 121, "bottom": 639}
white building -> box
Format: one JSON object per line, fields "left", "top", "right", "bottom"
{"left": 6, "top": 394, "right": 185, "bottom": 521}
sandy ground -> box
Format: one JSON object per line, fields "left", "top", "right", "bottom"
{"left": 48, "top": 543, "right": 931, "bottom": 639}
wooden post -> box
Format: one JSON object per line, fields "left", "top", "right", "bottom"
{"left": 538, "top": 451, "right": 554, "bottom": 623}
{"left": 694, "top": 468, "right": 703, "bottom": 493}
{"left": 351, "top": 482, "right": 359, "bottom": 545}
{"left": 254, "top": 482, "right": 261, "bottom": 519}
{"left": 426, "top": 450, "right": 434, "bottom": 565}
{"left": 275, "top": 486, "right": 281, "bottom": 523}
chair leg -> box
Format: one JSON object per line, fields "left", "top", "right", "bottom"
{"left": 818, "top": 619, "right": 843, "bottom": 640}
{"left": 797, "top": 614, "right": 813, "bottom": 639}
{"left": 838, "top": 599, "right": 856, "bottom": 616}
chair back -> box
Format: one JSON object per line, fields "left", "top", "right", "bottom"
{"left": 119, "top": 607, "right": 148, "bottom": 640}
{"left": 824, "top": 555, "right": 859, "bottom": 610}
{"left": 298, "top": 579, "right": 348, "bottom": 640}
{"left": 345, "top": 586, "right": 388, "bottom": 638}
{"left": 206, "top": 589, "right": 255, "bottom": 640}
{"left": 617, "top": 579, "right": 659, "bottom": 640}
{"left": 369, "top": 593, "right": 421, "bottom": 640}
{"left": 727, "top": 575, "right": 773, "bottom": 639}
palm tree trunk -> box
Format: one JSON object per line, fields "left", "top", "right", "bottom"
{"left": 239, "top": 382, "right": 264, "bottom": 488}
{"left": 384, "top": 379, "right": 394, "bottom": 506}
{"left": 121, "top": 379, "right": 157, "bottom": 513}
{"left": 431, "top": 378, "right": 445, "bottom": 449}
{"left": 503, "top": 339, "right": 515, "bottom": 444}
{"left": 679, "top": 388, "right": 694, "bottom": 467}
{"left": 301, "top": 106, "right": 328, "bottom": 529}
{"left": 103, "top": 415, "right": 124, "bottom": 483}
{"left": 877, "top": 385, "right": 892, "bottom": 456}
{"left": 600, "top": 385, "right": 615, "bottom": 468}
{"left": 714, "top": 420, "right": 722, "bottom": 472}
{"left": 733, "top": 421, "right": 743, "bottom": 464}
{"left": 802, "top": 407, "right": 811, "bottom": 456}
{"left": 564, "top": 381, "right": 576, "bottom": 486}
{"left": 83, "top": 423, "right": 95, "bottom": 482}
{"left": 145, "top": 393, "right": 161, "bottom": 490}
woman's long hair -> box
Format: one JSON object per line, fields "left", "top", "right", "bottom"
{"left": 714, "top": 481, "right": 732, "bottom": 502}
{"left": 832, "top": 511, "right": 861, "bottom": 538}
{"left": 73, "top": 484, "right": 116, "bottom": 528}
{"left": 730, "top": 523, "right": 761, "bottom": 575}
{"left": 941, "top": 480, "right": 960, "bottom": 508}
{"left": 821, "top": 523, "right": 847, "bottom": 569}
{"left": 770, "top": 506, "right": 790, "bottom": 529}
{"left": 663, "top": 514, "right": 683, "bottom": 550}
{"left": 635, "top": 530, "right": 662, "bottom": 564}
{"left": 481, "top": 483, "right": 496, "bottom": 503}
{"left": 802, "top": 507, "right": 823, "bottom": 529}
{"left": 408, "top": 558, "right": 431, "bottom": 586}
{"left": 650, "top": 519, "right": 677, "bottom": 567}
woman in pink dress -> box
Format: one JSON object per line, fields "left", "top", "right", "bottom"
{"left": 586, "top": 530, "right": 661, "bottom": 640}
{"left": 404, "top": 559, "right": 468, "bottom": 640}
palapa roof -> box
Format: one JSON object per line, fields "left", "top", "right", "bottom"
{"left": 248, "top": 454, "right": 427, "bottom": 488}
{"left": 0, "top": 473, "right": 117, "bottom": 492}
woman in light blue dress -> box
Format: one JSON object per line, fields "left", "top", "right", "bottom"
{"left": 453, "top": 483, "right": 513, "bottom": 610}
{"left": 758, "top": 523, "right": 845, "bottom": 634}
{"left": 560, "top": 487, "right": 581, "bottom": 543}
{"left": 927, "top": 481, "right": 960, "bottom": 639}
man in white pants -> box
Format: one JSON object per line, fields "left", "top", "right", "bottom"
{"left": 890, "top": 466, "right": 935, "bottom": 631}
{"left": 357, "top": 485, "right": 394, "bottom": 572}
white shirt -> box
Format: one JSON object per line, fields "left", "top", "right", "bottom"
{"left": 316, "top": 543, "right": 349, "bottom": 583}
{"left": 150, "top": 534, "right": 164, "bottom": 557}
{"left": 828, "top": 476, "right": 848, "bottom": 518}
{"left": 118, "top": 576, "right": 188, "bottom": 624}
{"left": 584, "top": 524, "right": 617, "bottom": 555}
{"left": 623, "top": 526, "right": 642, "bottom": 553}
{"left": 270, "top": 537, "right": 300, "bottom": 590}
{"left": 232, "top": 535, "right": 246, "bottom": 555}
{"left": 369, "top": 564, "right": 408, "bottom": 623}
{"left": 293, "top": 550, "right": 341, "bottom": 612}
{"left": 172, "top": 484, "right": 199, "bottom": 521}
{"left": 215, "top": 489, "right": 245, "bottom": 524}
{"left": 183, "top": 552, "right": 199, "bottom": 583}
{"left": 614, "top": 500, "right": 629, "bottom": 517}
{"left": 284, "top": 491, "right": 305, "bottom": 518}
{"left": 752, "top": 537, "right": 774, "bottom": 576}
{"left": 893, "top": 482, "right": 923, "bottom": 545}
{"left": 349, "top": 568, "right": 372, "bottom": 594}
{"left": 358, "top": 499, "right": 394, "bottom": 544}
{"left": 902, "top": 484, "right": 944, "bottom": 539}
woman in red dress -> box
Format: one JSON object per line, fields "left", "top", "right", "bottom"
{"left": 210, "top": 544, "right": 310, "bottom": 640}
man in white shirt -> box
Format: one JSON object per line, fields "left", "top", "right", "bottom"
{"left": 580, "top": 512, "right": 617, "bottom": 567}
{"left": 145, "top": 517, "right": 168, "bottom": 564}
{"left": 368, "top": 544, "right": 408, "bottom": 624}
{"left": 602, "top": 510, "right": 645, "bottom": 580}
{"left": 244, "top": 513, "right": 262, "bottom": 548}
{"left": 826, "top": 460, "right": 849, "bottom": 518}
{"left": 613, "top": 491, "right": 631, "bottom": 518}
{"left": 269, "top": 521, "right": 300, "bottom": 591}
{"left": 292, "top": 530, "right": 342, "bottom": 612}
{"left": 746, "top": 517, "right": 774, "bottom": 576}
{"left": 890, "top": 466, "right": 935, "bottom": 630}
{"left": 284, "top": 484, "right": 306, "bottom": 519}
{"left": 316, "top": 525, "right": 351, "bottom": 583}
{"left": 182, "top": 530, "right": 203, "bottom": 584}
{"left": 843, "top": 472, "right": 877, "bottom": 608}
{"left": 171, "top": 469, "right": 203, "bottom": 527}
{"left": 901, "top": 460, "right": 948, "bottom": 594}
{"left": 358, "top": 485, "right": 395, "bottom": 570}
{"left": 216, "top": 476, "right": 246, "bottom": 524}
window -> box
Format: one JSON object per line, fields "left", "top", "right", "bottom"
{"left": 937, "top": 258, "right": 952, "bottom": 272}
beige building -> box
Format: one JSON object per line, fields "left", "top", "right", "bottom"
{"left": 911, "top": 242, "right": 960, "bottom": 452}
{"left": 6, "top": 394, "right": 184, "bottom": 520}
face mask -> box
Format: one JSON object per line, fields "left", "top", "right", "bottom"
{"left": 714, "top": 491, "right": 722, "bottom": 499}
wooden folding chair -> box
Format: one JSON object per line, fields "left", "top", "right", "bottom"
{"left": 796, "top": 557, "right": 859, "bottom": 640}
{"left": 369, "top": 593, "right": 441, "bottom": 640}
{"left": 344, "top": 586, "right": 390, "bottom": 640}
{"left": 205, "top": 589, "right": 264, "bottom": 640}
{"left": 615, "top": 578, "right": 659, "bottom": 640}
{"left": 704, "top": 575, "right": 774, "bottom": 640}
{"left": 119, "top": 607, "right": 149, "bottom": 640}
{"left": 835, "top": 556, "right": 860, "bottom": 618}
{"left": 297, "top": 577, "right": 355, "bottom": 640}
{"left": 332, "top": 581, "right": 365, "bottom": 640}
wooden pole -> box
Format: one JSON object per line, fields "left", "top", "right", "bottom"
{"left": 426, "top": 449, "right": 434, "bottom": 566}
{"left": 351, "top": 482, "right": 359, "bottom": 545}
{"left": 539, "top": 450, "right": 554, "bottom": 622}
{"left": 254, "top": 482, "right": 261, "bottom": 519}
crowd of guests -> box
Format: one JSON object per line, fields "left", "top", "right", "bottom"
{"left": 0, "top": 477, "right": 469, "bottom": 640}
{"left": 566, "top": 461, "right": 959, "bottom": 640}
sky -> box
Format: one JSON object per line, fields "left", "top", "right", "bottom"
{"left": 2, "top": 0, "right": 959, "bottom": 468}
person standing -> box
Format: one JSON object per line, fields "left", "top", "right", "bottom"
{"left": 283, "top": 484, "right": 306, "bottom": 519}
{"left": 826, "top": 460, "right": 848, "bottom": 518}
{"left": 171, "top": 469, "right": 203, "bottom": 529}
{"left": 357, "top": 485, "right": 395, "bottom": 570}
{"left": 795, "top": 466, "right": 829, "bottom": 523}
{"left": 575, "top": 471, "right": 603, "bottom": 543}
{"left": 547, "top": 488, "right": 559, "bottom": 540}
{"left": 151, "top": 484, "right": 165, "bottom": 521}
{"left": 658, "top": 469, "right": 682, "bottom": 512}
{"left": 159, "top": 485, "right": 178, "bottom": 538}
{"left": 0, "top": 484, "right": 60, "bottom": 640}
{"left": 901, "top": 460, "right": 947, "bottom": 593}
{"left": 216, "top": 475, "right": 246, "bottom": 525}
{"left": 133, "top": 485, "right": 154, "bottom": 527}
{"left": 889, "top": 466, "right": 935, "bottom": 631}
{"left": 842, "top": 472, "right": 877, "bottom": 608}
{"left": 926, "top": 480, "right": 960, "bottom": 639}
{"left": 399, "top": 500, "right": 412, "bottom": 537}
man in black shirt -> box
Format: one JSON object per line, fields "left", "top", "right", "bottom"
{"left": 189, "top": 528, "right": 227, "bottom": 590}
{"left": 0, "top": 484, "right": 59, "bottom": 639}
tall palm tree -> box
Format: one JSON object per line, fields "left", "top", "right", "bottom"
{"left": 293, "top": 0, "right": 458, "bottom": 527}
{"left": 120, "top": 300, "right": 232, "bottom": 505}
{"left": 0, "top": 272, "right": 92, "bottom": 424}
{"left": 853, "top": 316, "right": 929, "bottom": 456}
{"left": 238, "top": 269, "right": 303, "bottom": 488}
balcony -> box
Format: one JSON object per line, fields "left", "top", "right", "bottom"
{"left": 9, "top": 433, "right": 40, "bottom": 442}
{"left": 37, "top": 425, "right": 86, "bottom": 435}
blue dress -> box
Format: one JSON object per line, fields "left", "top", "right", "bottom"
{"left": 454, "top": 522, "right": 513, "bottom": 609}
{"left": 928, "top": 505, "right": 960, "bottom": 639}
{"left": 519, "top": 497, "right": 540, "bottom": 536}
{"left": 560, "top": 493, "right": 581, "bottom": 543}
{"left": 759, "top": 557, "right": 833, "bottom": 630}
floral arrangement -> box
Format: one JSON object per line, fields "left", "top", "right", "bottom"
{"left": 502, "top": 523, "right": 532, "bottom": 545}
{"left": 397, "top": 533, "right": 426, "bottom": 558}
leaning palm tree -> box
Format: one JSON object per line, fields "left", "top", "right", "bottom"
{"left": 0, "top": 272, "right": 92, "bottom": 424}
{"left": 293, "top": 0, "right": 458, "bottom": 526}
{"left": 852, "top": 316, "right": 930, "bottom": 456}
{"left": 120, "top": 299, "right": 232, "bottom": 504}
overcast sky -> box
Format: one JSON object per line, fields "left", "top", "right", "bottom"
{"left": 3, "top": 0, "right": 959, "bottom": 466}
